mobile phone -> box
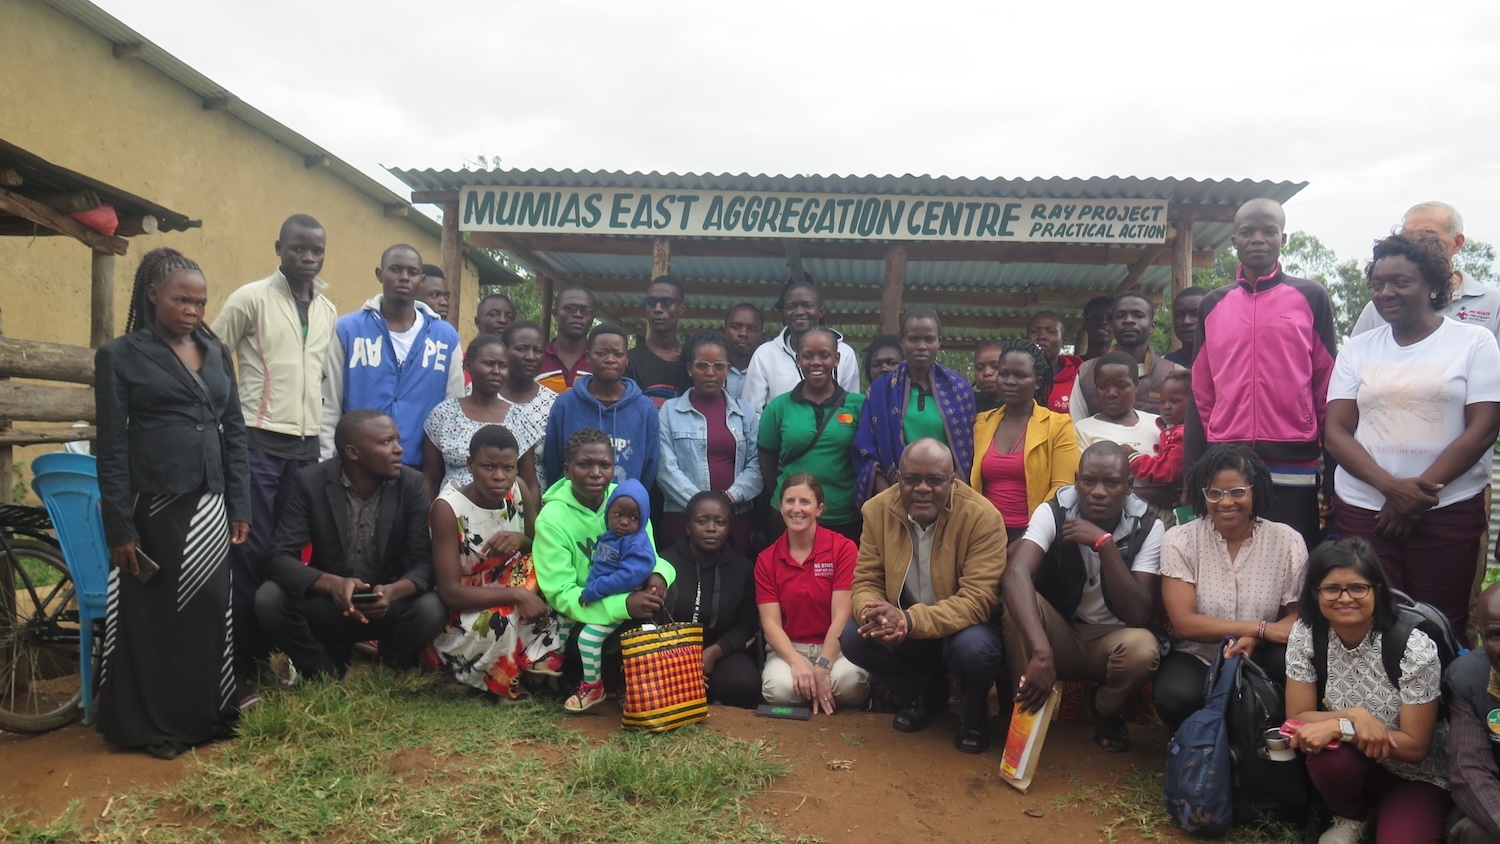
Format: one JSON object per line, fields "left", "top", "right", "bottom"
{"left": 755, "top": 704, "right": 811, "bottom": 721}
{"left": 133, "top": 548, "right": 161, "bottom": 584}
{"left": 352, "top": 587, "right": 380, "bottom": 603}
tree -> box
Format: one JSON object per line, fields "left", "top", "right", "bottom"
{"left": 463, "top": 152, "right": 545, "bottom": 325}
{"left": 1457, "top": 238, "right": 1497, "bottom": 284}
{"left": 1281, "top": 232, "right": 1366, "bottom": 339}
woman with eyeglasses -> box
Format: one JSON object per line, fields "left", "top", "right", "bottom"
{"left": 1283, "top": 538, "right": 1450, "bottom": 844}
{"left": 1326, "top": 233, "right": 1500, "bottom": 645}
{"left": 657, "top": 332, "right": 763, "bottom": 553}
{"left": 1153, "top": 444, "right": 1309, "bottom": 729}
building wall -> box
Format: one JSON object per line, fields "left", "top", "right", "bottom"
{"left": 0, "top": 0, "right": 475, "bottom": 348}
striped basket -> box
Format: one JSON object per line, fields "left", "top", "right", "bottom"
{"left": 619, "top": 622, "right": 709, "bottom": 732}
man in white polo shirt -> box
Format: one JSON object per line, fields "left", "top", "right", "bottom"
{"left": 1351, "top": 202, "right": 1500, "bottom": 340}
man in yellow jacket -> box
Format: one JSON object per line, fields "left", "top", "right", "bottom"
{"left": 840, "top": 438, "right": 1008, "bottom": 754}
{"left": 212, "top": 214, "right": 339, "bottom": 681}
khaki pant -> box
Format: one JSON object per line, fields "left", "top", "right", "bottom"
{"left": 1003, "top": 595, "right": 1160, "bottom": 718}
{"left": 762, "top": 642, "right": 870, "bottom": 708}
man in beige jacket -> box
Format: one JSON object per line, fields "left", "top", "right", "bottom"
{"left": 212, "top": 214, "right": 338, "bottom": 681}
{"left": 840, "top": 438, "right": 1008, "bottom": 754}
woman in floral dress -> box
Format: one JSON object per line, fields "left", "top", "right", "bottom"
{"left": 425, "top": 424, "right": 564, "bottom": 700}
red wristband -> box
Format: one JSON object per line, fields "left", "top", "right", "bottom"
{"left": 1092, "top": 532, "right": 1113, "bottom": 552}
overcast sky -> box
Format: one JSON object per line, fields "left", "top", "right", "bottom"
{"left": 95, "top": 0, "right": 1500, "bottom": 265}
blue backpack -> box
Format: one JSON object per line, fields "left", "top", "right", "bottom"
{"left": 1165, "top": 644, "right": 1238, "bottom": 837}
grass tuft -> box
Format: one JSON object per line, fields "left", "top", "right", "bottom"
{"left": 1052, "top": 769, "right": 1301, "bottom": 844}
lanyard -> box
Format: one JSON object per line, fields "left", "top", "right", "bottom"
{"left": 693, "top": 562, "right": 722, "bottom": 629}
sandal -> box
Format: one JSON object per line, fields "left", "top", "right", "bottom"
{"left": 524, "top": 651, "right": 565, "bottom": 677}
{"left": 1095, "top": 713, "right": 1132, "bottom": 753}
{"left": 564, "top": 680, "right": 606, "bottom": 714}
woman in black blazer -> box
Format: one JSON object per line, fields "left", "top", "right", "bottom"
{"left": 94, "top": 247, "right": 251, "bottom": 759}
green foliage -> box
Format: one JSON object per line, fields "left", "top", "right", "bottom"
{"left": 1457, "top": 238, "right": 1497, "bottom": 284}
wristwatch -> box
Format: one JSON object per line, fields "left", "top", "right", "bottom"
{"left": 815, "top": 656, "right": 833, "bottom": 670}
{"left": 1338, "top": 718, "right": 1356, "bottom": 743}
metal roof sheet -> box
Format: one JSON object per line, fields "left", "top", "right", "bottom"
{"left": 0, "top": 138, "right": 197, "bottom": 232}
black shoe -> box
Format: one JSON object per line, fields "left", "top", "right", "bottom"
{"left": 954, "top": 726, "right": 990, "bottom": 754}
{"left": 144, "top": 741, "right": 184, "bottom": 760}
{"left": 892, "top": 701, "right": 934, "bottom": 733}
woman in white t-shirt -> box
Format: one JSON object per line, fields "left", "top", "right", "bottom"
{"left": 1326, "top": 233, "right": 1500, "bottom": 643}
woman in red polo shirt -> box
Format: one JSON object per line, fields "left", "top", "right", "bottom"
{"left": 755, "top": 473, "right": 870, "bottom": 713}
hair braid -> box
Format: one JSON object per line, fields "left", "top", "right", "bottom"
{"left": 125, "top": 247, "right": 203, "bottom": 334}
{"left": 1000, "top": 338, "right": 1052, "bottom": 405}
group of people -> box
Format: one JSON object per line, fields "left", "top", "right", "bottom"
{"left": 89, "top": 198, "right": 1500, "bottom": 843}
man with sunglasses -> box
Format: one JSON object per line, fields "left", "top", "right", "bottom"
{"left": 1001, "top": 442, "right": 1163, "bottom": 753}
{"left": 840, "top": 438, "right": 1008, "bottom": 754}
{"left": 538, "top": 286, "right": 596, "bottom": 394}
{"left": 625, "top": 274, "right": 690, "bottom": 406}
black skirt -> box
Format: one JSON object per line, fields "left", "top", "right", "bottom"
{"left": 97, "top": 490, "right": 234, "bottom": 749}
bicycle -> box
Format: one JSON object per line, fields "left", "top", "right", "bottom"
{"left": 0, "top": 503, "right": 88, "bottom": 733}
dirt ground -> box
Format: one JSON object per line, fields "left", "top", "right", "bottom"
{"left": 0, "top": 705, "right": 1192, "bottom": 843}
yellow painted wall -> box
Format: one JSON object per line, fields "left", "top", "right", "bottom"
{"left": 0, "top": 0, "right": 477, "bottom": 348}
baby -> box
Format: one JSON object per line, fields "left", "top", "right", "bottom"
{"left": 1127, "top": 369, "right": 1188, "bottom": 488}
{"left": 569, "top": 479, "right": 657, "bottom": 712}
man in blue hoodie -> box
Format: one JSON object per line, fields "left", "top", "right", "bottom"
{"left": 320, "top": 244, "right": 463, "bottom": 468}
{"left": 542, "top": 324, "right": 660, "bottom": 489}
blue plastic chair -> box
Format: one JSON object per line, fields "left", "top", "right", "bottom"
{"left": 30, "top": 452, "right": 109, "bottom": 725}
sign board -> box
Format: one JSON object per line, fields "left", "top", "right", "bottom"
{"left": 458, "top": 186, "right": 1169, "bottom": 245}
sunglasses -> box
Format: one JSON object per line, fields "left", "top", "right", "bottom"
{"left": 643, "top": 296, "right": 680, "bottom": 309}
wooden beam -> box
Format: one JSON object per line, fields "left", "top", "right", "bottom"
{"left": 651, "top": 236, "right": 671, "bottom": 279}
{"left": 383, "top": 204, "right": 408, "bottom": 218}
{"left": 1113, "top": 245, "right": 1167, "bottom": 292}
{"left": 202, "top": 96, "right": 233, "bottom": 110}
{"left": 0, "top": 383, "right": 95, "bottom": 424}
{"left": 411, "top": 189, "right": 461, "bottom": 204}
{"left": 879, "top": 245, "right": 907, "bottom": 336}
{"left": 0, "top": 169, "right": 21, "bottom": 187}
{"left": 782, "top": 239, "right": 805, "bottom": 281}
{"left": 112, "top": 42, "right": 144, "bottom": 59}
{"left": 1168, "top": 221, "right": 1195, "bottom": 352}
{"left": 487, "top": 231, "right": 1212, "bottom": 268}
{"left": 0, "top": 337, "right": 95, "bottom": 383}
{"left": 305, "top": 155, "right": 332, "bottom": 169}
{"left": 0, "top": 427, "right": 96, "bottom": 447}
{"left": 539, "top": 275, "right": 555, "bottom": 339}
{"left": 441, "top": 201, "right": 463, "bottom": 329}
{"left": 91, "top": 251, "right": 116, "bottom": 347}
{"left": 34, "top": 190, "right": 101, "bottom": 215}
{"left": 574, "top": 275, "right": 1104, "bottom": 311}
{"left": 0, "top": 188, "right": 128, "bottom": 255}
{"left": 114, "top": 214, "right": 159, "bottom": 237}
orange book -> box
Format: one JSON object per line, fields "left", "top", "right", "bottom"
{"left": 999, "top": 687, "right": 1061, "bottom": 793}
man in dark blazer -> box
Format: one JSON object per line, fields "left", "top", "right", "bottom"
{"left": 255, "top": 409, "right": 444, "bottom": 680}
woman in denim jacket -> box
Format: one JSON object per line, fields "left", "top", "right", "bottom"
{"left": 657, "top": 332, "right": 763, "bottom": 554}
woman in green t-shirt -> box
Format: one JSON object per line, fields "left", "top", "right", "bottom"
{"left": 756, "top": 327, "right": 865, "bottom": 542}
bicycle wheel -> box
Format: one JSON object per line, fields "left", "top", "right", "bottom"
{"left": 0, "top": 540, "right": 85, "bottom": 733}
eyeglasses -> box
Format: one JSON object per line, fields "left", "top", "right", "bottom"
{"left": 1202, "top": 486, "right": 1251, "bottom": 503}
{"left": 643, "top": 296, "right": 680, "bottom": 310}
{"left": 899, "top": 474, "right": 952, "bottom": 490}
{"left": 1317, "top": 583, "right": 1373, "bottom": 601}
{"left": 690, "top": 360, "right": 729, "bottom": 373}
{"left": 557, "top": 304, "right": 595, "bottom": 316}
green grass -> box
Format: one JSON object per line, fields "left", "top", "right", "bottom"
{"left": 0, "top": 669, "right": 790, "bottom": 844}
{"left": 1052, "top": 771, "right": 1300, "bottom": 844}
{"left": 10, "top": 552, "right": 64, "bottom": 589}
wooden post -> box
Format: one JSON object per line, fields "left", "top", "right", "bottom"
{"left": 651, "top": 237, "right": 671, "bottom": 279}
{"left": 1168, "top": 221, "right": 1195, "bottom": 351}
{"left": 90, "top": 250, "right": 115, "bottom": 348}
{"left": 879, "top": 244, "right": 908, "bottom": 336}
{"left": 540, "top": 275, "right": 555, "bottom": 340}
{"left": 0, "top": 308, "right": 10, "bottom": 504}
{"left": 440, "top": 202, "right": 463, "bottom": 329}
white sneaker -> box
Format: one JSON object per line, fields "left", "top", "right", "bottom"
{"left": 1319, "top": 816, "right": 1367, "bottom": 844}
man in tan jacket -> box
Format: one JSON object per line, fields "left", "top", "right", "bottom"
{"left": 840, "top": 438, "right": 1008, "bottom": 754}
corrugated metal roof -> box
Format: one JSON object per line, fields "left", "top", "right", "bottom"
{"left": 33, "top": 0, "right": 525, "bottom": 286}
{"left": 0, "top": 138, "right": 197, "bottom": 232}
{"left": 391, "top": 168, "right": 1306, "bottom": 206}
